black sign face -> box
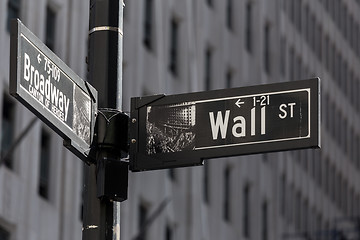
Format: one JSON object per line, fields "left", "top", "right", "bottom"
{"left": 130, "top": 78, "right": 320, "bottom": 171}
{"left": 10, "top": 19, "right": 97, "bottom": 162}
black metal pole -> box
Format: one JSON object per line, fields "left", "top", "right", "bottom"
{"left": 82, "top": 1, "right": 126, "bottom": 240}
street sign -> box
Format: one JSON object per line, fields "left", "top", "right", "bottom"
{"left": 130, "top": 78, "right": 320, "bottom": 171}
{"left": 10, "top": 19, "right": 98, "bottom": 163}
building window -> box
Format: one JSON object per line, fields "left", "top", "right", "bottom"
{"left": 168, "top": 169, "right": 175, "bottom": 181}
{"left": 243, "top": 184, "right": 250, "bottom": 238}
{"left": 287, "top": 184, "right": 294, "bottom": 223}
{"left": 226, "top": 0, "right": 233, "bottom": 31}
{"left": 342, "top": 180, "right": 348, "bottom": 213}
{"left": 294, "top": 192, "right": 301, "bottom": 229}
{"left": 45, "top": 6, "right": 56, "bottom": 51}
{"left": 264, "top": 22, "right": 271, "bottom": 74}
{"left": 316, "top": 25, "right": 323, "bottom": 61}
{"left": 1, "top": 94, "right": 15, "bottom": 169}
{"left": 309, "top": 14, "right": 316, "bottom": 52}
{"left": 329, "top": 0, "right": 335, "bottom": 19}
{"left": 349, "top": 188, "right": 355, "bottom": 215}
{"left": 302, "top": 200, "right": 309, "bottom": 232}
{"left": 204, "top": 47, "right": 212, "bottom": 91}
{"left": 245, "top": 1, "right": 252, "bottom": 53}
{"left": 289, "top": 47, "right": 295, "bottom": 80}
{"left": 143, "top": 0, "right": 153, "bottom": 50}
{"left": 223, "top": 166, "right": 231, "bottom": 221}
{"left": 289, "top": 0, "right": 295, "bottom": 24}
{"left": 324, "top": 157, "right": 329, "bottom": 195}
{"left": 315, "top": 151, "right": 322, "bottom": 186}
{"left": 295, "top": 56, "right": 301, "bottom": 79}
{"left": 294, "top": 0, "right": 301, "bottom": 32}
{"left": 324, "top": 36, "right": 330, "bottom": 70}
{"left": 340, "top": 4, "right": 346, "bottom": 38}
{"left": 330, "top": 164, "right": 335, "bottom": 202}
{"left": 203, "top": 162, "right": 210, "bottom": 203}
{"left": 358, "top": 132, "right": 360, "bottom": 168}
{"left": 7, "top": 0, "right": 21, "bottom": 32}
{"left": 226, "top": 69, "right": 232, "bottom": 88}
{"left": 280, "top": 37, "right": 286, "bottom": 76}
{"left": 280, "top": 174, "right": 286, "bottom": 217}
{"left": 357, "top": 25, "right": 360, "bottom": 57}
{"left": 262, "top": 201, "right": 268, "bottom": 240}
{"left": 304, "top": 5, "right": 310, "bottom": 44}
{"left": 356, "top": 194, "right": 360, "bottom": 217}
{"left": 349, "top": 71, "right": 355, "bottom": 107}
{"left": 138, "top": 204, "right": 148, "bottom": 240}
{"left": 0, "top": 226, "right": 10, "bottom": 240}
{"left": 39, "top": 129, "right": 51, "bottom": 199}
{"left": 169, "top": 18, "right": 179, "bottom": 76}
{"left": 165, "top": 225, "right": 173, "bottom": 240}
{"left": 80, "top": 164, "right": 86, "bottom": 221}
{"left": 335, "top": 172, "right": 341, "bottom": 207}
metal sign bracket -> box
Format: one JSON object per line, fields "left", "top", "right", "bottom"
{"left": 89, "top": 108, "right": 129, "bottom": 201}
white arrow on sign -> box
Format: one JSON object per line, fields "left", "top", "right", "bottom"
{"left": 235, "top": 99, "right": 245, "bottom": 108}
{"left": 37, "top": 54, "right": 41, "bottom": 64}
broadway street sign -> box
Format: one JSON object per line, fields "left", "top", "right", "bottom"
{"left": 130, "top": 78, "right": 320, "bottom": 171}
{"left": 10, "top": 19, "right": 97, "bottom": 162}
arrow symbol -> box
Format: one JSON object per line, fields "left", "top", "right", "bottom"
{"left": 235, "top": 99, "right": 245, "bottom": 108}
{"left": 37, "top": 54, "right": 41, "bottom": 64}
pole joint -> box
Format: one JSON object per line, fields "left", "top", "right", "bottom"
{"left": 89, "top": 108, "right": 129, "bottom": 202}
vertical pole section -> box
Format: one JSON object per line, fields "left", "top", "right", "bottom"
{"left": 83, "top": 1, "right": 125, "bottom": 240}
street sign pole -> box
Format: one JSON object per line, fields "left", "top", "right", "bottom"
{"left": 83, "top": 1, "right": 127, "bottom": 240}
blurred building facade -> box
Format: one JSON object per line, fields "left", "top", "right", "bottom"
{"left": 0, "top": 0, "right": 360, "bottom": 240}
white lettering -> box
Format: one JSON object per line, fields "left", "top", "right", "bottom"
{"left": 29, "top": 85, "right": 44, "bottom": 104}
{"left": 279, "top": 103, "right": 296, "bottom": 119}
{"left": 24, "top": 53, "right": 30, "bottom": 81}
{"left": 58, "top": 91, "right": 64, "bottom": 112}
{"left": 251, "top": 107, "right": 256, "bottom": 136}
{"left": 34, "top": 69, "right": 40, "bottom": 90}
{"left": 45, "top": 75, "right": 51, "bottom": 100}
{"left": 64, "top": 97, "right": 70, "bottom": 122}
{"left": 232, "top": 116, "right": 246, "bottom": 137}
{"left": 209, "top": 110, "right": 230, "bottom": 140}
{"left": 51, "top": 84, "right": 59, "bottom": 106}
{"left": 261, "top": 106, "right": 266, "bottom": 135}
{"left": 39, "top": 75, "right": 44, "bottom": 95}
{"left": 279, "top": 104, "right": 287, "bottom": 119}
{"left": 30, "top": 66, "right": 35, "bottom": 85}
{"left": 22, "top": 53, "right": 70, "bottom": 124}
{"left": 51, "top": 105, "right": 65, "bottom": 122}
{"left": 288, "top": 103, "right": 296, "bottom": 118}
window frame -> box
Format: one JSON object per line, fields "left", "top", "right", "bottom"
{"left": 45, "top": 5, "right": 57, "bottom": 51}
{"left": 1, "top": 93, "right": 16, "bottom": 169}
{"left": 169, "top": 17, "right": 179, "bottom": 76}
{"left": 38, "top": 127, "right": 52, "bottom": 200}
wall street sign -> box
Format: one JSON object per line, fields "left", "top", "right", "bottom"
{"left": 10, "top": 19, "right": 97, "bottom": 162}
{"left": 130, "top": 78, "right": 320, "bottom": 171}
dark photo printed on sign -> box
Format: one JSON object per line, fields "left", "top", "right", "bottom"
{"left": 146, "top": 102, "right": 196, "bottom": 155}
{"left": 73, "top": 87, "right": 91, "bottom": 145}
